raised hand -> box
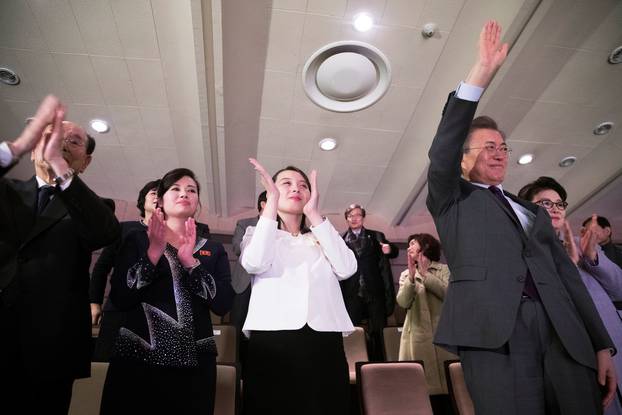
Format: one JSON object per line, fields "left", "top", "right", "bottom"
{"left": 10, "top": 95, "right": 60, "bottom": 158}
{"left": 561, "top": 220, "right": 579, "bottom": 265}
{"left": 465, "top": 20, "right": 509, "bottom": 88}
{"left": 581, "top": 214, "right": 599, "bottom": 262}
{"left": 407, "top": 247, "right": 417, "bottom": 283}
{"left": 303, "top": 170, "right": 323, "bottom": 226}
{"left": 417, "top": 252, "right": 430, "bottom": 279}
{"left": 42, "top": 105, "right": 70, "bottom": 174}
{"left": 249, "top": 158, "right": 278, "bottom": 220}
{"left": 178, "top": 217, "right": 199, "bottom": 269}
{"left": 147, "top": 208, "right": 167, "bottom": 265}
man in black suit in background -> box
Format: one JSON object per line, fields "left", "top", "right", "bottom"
{"left": 0, "top": 96, "right": 120, "bottom": 413}
{"left": 340, "top": 203, "right": 398, "bottom": 361}
{"left": 426, "top": 21, "right": 616, "bottom": 414}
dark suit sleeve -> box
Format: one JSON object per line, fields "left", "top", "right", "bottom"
{"left": 231, "top": 220, "right": 247, "bottom": 257}
{"left": 374, "top": 231, "right": 397, "bottom": 316}
{"left": 56, "top": 176, "right": 120, "bottom": 249}
{"left": 426, "top": 93, "right": 479, "bottom": 217}
{"left": 89, "top": 242, "right": 118, "bottom": 304}
{"left": 188, "top": 245, "right": 234, "bottom": 316}
{"left": 551, "top": 237, "right": 615, "bottom": 353}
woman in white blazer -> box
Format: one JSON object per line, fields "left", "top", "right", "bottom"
{"left": 240, "top": 159, "right": 357, "bottom": 415}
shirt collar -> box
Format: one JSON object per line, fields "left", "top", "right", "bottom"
{"left": 35, "top": 176, "right": 56, "bottom": 189}
{"left": 471, "top": 181, "right": 504, "bottom": 192}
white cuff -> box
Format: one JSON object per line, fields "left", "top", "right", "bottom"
{"left": 0, "top": 142, "right": 16, "bottom": 167}
{"left": 455, "top": 81, "right": 484, "bottom": 102}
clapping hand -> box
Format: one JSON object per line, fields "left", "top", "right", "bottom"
{"left": 302, "top": 170, "right": 324, "bottom": 226}
{"left": 561, "top": 220, "right": 579, "bottom": 265}
{"left": 10, "top": 95, "right": 61, "bottom": 159}
{"left": 249, "top": 158, "right": 279, "bottom": 221}
{"left": 416, "top": 252, "right": 430, "bottom": 279}
{"left": 178, "top": 217, "right": 199, "bottom": 269}
{"left": 581, "top": 214, "right": 600, "bottom": 262}
{"left": 147, "top": 208, "right": 167, "bottom": 265}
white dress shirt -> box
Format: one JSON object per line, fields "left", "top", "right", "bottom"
{"left": 241, "top": 216, "right": 357, "bottom": 336}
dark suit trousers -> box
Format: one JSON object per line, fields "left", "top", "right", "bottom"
{"left": 459, "top": 298, "right": 602, "bottom": 415}
{"left": 1, "top": 301, "right": 74, "bottom": 414}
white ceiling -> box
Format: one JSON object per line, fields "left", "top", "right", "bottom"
{"left": 1, "top": 0, "right": 621, "bottom": 241}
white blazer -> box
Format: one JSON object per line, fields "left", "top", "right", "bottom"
{"left": 241, "top": 216, "right": 356, "bottom": 336}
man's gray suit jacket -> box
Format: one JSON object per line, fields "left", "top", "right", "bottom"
{"left": 426, "top": 92, "right": 614, "bottom": 370}
{"left": 231, "top": 216, "right": 259, "bottom": 294}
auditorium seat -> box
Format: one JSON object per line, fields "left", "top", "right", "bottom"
{"left": 343, "top": 326, "right": 369, "bottom": 383}
{"left": 213, "top": 324, "right": 237, "bottom": 363}
{"left": 68, "top": 362, "right": 109, "bottom": 415}
{"left": 356, "top": 361, "right": 432, "bottom": 415}
{"left": 383, "top": 326, "right": 403, "bottom": 361}
{"left": 215, "top": 364, "right": 238, "bottom": 415}
{"left": 445, "top": 360, "right": 475, "bottom": 415}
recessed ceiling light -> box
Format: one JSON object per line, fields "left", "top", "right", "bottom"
{"left": 559, "top": 156, "right": 576, "bottom": 168}
{"left": 90, "top": 119, "right": 110, "bottom": 133}
{"left": 517, "top": 153, "right": 534, "bottom": 165}
{"left": 0, "top": 67, "right": 20, "bottom": 86}
{"left": 593, "top": 121, "right": 614, "bottom": 135}
{"left": 319, "top": 138, "right": 337, "bottom": 151}
{"left": 353, "top": 13, "right": 374, "bottom": 32}
{"left": 608, "top": 46, "right": 622, "bottom": 64}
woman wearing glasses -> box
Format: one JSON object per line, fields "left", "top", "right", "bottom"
{"left": 518, "top": 176, "right": 622, "bottom": 415}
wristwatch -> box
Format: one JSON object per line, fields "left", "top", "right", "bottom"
{"left": 53, "top": 168, "right": 75, "bottom": 186}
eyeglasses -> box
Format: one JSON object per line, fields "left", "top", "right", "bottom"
{"left": 464, "top": 143, "right": 511, "bottom": 156}
{"left": 347, "top": 213, "right": 363, "bottom": 219}
{"left": 63, "top": 135, "right": 86, "bottom": 148}
{"left": 535, "top": 199, "right": 568, "bottom": 211}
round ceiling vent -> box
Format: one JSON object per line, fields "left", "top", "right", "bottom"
{"left": 302, "top": 41, "right": 391, "bottom": 113}
{"left": 0, "top": 67, "right": 20, "bottom": 86}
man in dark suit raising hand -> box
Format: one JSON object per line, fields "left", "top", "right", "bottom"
{"left": 426, "top": 21, "right": 616, "bottom": 414}
{"left": 0, "top": 96, "right": 120, "bottom": 413}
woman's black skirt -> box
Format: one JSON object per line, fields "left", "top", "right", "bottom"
{"left": 243, "top": 324, "right": 350, "bottom": 415}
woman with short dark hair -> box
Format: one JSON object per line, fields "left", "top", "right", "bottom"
{"left": 518, "top": 176, "right": 622, "bottom": 415}
{"left": 100, "top": 168, "right": 234, "bottom": 415}
{"left": 396, "top": 233, "right": 456, "bottom": 412}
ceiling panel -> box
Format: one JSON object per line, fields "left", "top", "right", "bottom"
{"left": 109, "top": 106, "right": 145, "bottom": 146}
{"left": 265, "top": 10, "right": 305, "bottom": 72}
{"left": 70, "top": 0, "right": 124, "bottom": 56}
{"left": 109, "top": 0, "right": 159, "bottom": 59}
{"left": 91, "top": 56, "right": 137, "bottom": 106}
{"left": 260, "top": 71, "right": 297, "bottom": 120}
{"left": 53, "top": 54, "right": 104, "bottom": 105}
{"left": 273, "top": 0, "right": 308, "bottom": 12}
{"left": 381, "top": 0, "right": 425, "bottom": 27}
{"left": 28, "top": 0, "right": 86, "bottom": 53}
{"left": 0, "top": 0, "right": 46, "bottom": 50}
{"left": 306, "top": 0, "right": 347, "bottom": 17}
{"left": 343, "top": 0, "right": 387, "bottom": 21}
{"left": 126, "top": 58, "right": 168, "bottom": 107}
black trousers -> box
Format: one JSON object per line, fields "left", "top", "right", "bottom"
{"left": 243, "top": 325, "right": 350, "bottom": 415}
{"left": 459, "top": 298, "right": 602, "bottom": 415}
{"left": 92, "top": 310, "right": 125, "bottom": 362}
{"left": 0, "top": 302, "right": 75, "bottom": 414}
{"left": 344, "top": 295, "right": 386, "bottom": 361}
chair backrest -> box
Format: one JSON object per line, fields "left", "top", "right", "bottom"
{"left": 356, "top": 361, "right": 433, "bottom": 415}
{"left": 211, "top": 311, "right": 223, "bottom": 325}
{"left": 343, "top": 327, "right": 369, "bottom": 384}
{"left": 214, "top": 364, "right": 238, "bottom": 415}
{"left": 68, "top": 362, "right": 109, "bottom": 415}
{"left": 445, "top": 360, "right": 475, "bottom": 415}
{"left": 383, "top": 326, "right": 403, "bottom": 361}
{"left": 213, "top": 324, "right": 237, "bottom": 363}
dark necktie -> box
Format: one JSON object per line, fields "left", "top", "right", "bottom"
{"left": 488, "top": 186, "right": 540, "bottom": 300}
{"left": 37, "top": 185, "right": 55, "bottom": 214}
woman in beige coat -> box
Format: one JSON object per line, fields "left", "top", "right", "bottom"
{"left": 396, "top": 234, "right": 456, "bottom": 411}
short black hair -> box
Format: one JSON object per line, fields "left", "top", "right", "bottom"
{"left": 581, "top": 215, "right": 611, "bottom": 229}
{"left": 518, "top": 176, "right": 567, "bottom": 203}
{"left": 408, "top": 233, "right": 442, "bottom": 262}
{"left": 464, "top": 116, "right": 506, "bottom": 152}
{"left": 136, "top": 179, "right": 160, "bottom": 218}
{"left": 257, "top": 191, "right": 267, "bottom": 212}
{"left": 271, "top": 165, "right": 310, "bottom": 234}
{"left": 86, "top": 134, "right": 96, "bottom": 155}
{"left": 157, "top": 168, "right": 201, "bottom": 217}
